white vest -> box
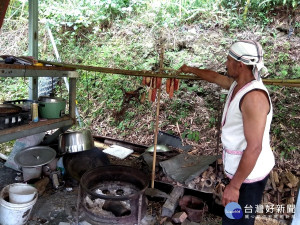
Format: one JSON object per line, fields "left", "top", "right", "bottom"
{"left": 221, "top": 80, "right": 275, "bottom": 183}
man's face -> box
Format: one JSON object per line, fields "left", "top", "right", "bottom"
{"left": 226, "top": 55, "right": 238, "bottom": 78}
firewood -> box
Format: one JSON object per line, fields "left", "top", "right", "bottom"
{"left": 286, "top": 196, "right": 294, "bottom": 205}
{"left": 265, "top": 178, "right": 273, "bottom": 191}
{"left": 217, "top": 158, "right": 223, "bottom": 164}
{"left": 34, "top": 177, "right": 50, "bottom": 196}
{"left": 213, "top": 183, "right": 225, "bottom": 201}
{"left": 270, "top": 171, "right": 277, "bottom": 191}
{"left": 159, "top": 217, "right": 168, "bottom": 224}
{"left": 208, "top": 166, "right": 214, "bottom": 172}
{"left": 172, "top": 212, "right": 188, "bottom": 223}
{"left": 273, "top": 171, "right": 279, "bottom": 184}
{"left": 286, "top": 171, "right": 299, "bottom": 188}
{"left": 291, "top": 187, "right": 296, "bottom": 197}
{"left": 277, "top": 192, "right": 281, "bottom": 205}
{"left": 201, "top": 170, "right": 208, "bottom": 179}
{"left": 212, "top": 183, "right": 222, "bottom": 205}
{"left": 277, "top": 182, "right": 284, "bottom": 193}
{"left": 161, "top": 186, "right": 184, "bottom": 217}
{"left": 262, "top": 193, "right": 270, "bottom": 204}
{"left": 281, "top": 173, "right": 289, "bottom": 186}
{"left": 284, "top": 187, "right": 292, "bottom": 192}
{"left": 210, "top": 173, "right": 216, "bottom": 182}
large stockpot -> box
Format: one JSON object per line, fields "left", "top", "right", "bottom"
{"left": 38, "top": 96, "right": 66, "bottom": 119}
{"left": 58, "top": 130, "right": 94, "bottom": 155}
{"left": 14, "top": 146, "right": 57, "bottom": 181}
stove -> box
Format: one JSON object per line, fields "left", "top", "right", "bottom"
{"left": 80, "top": 165, "right": 149, "bottom": 224}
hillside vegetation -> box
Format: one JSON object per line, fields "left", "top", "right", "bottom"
{"left": 0, "top": 0, "right": 299, "bottom": 170}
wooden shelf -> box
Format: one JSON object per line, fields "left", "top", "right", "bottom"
{"left": 0, "top": 116, "right": 75, "bottom": 144}
{"left": 0, "top": 63, "right": 78, "bottom": 144}
{"left": 0, "top": 64, "right": 79, "bottom": 78}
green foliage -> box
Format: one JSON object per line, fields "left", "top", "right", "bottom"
{"left": 39, "top": 0, "right": 146, "bottom": 37}
{"left": 291, "top": 66, "right": 300, "bottom": 78}
{"left": 222, "top": 0, "right": 299, "bottom": 12}
{"left": 221, "top": 0, "right": 299, "bottom": 29}
{"left": 0, "top": 78, "right": 28, "bottom": 102}
{"left": 142, "top": 0, "right": 218, "bottom": 27}
{"left": 0, "top": 141, "right": 15, "bottom": 156}
{"left": 182, "top": 130, "right": 200, "bottom": 142}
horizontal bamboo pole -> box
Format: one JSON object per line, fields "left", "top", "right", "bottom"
{"left": 39, "top": 60, "right": 188, "bottom": 78}
{"left": 264, "top": 82, "right": 300, "bottom": 87}
{"left": 39, "top": 60, "right": 300, "bottom": 87}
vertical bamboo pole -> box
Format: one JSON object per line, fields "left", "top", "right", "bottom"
{"left": 151, "top": 41, "right": 164, "bottom": 188}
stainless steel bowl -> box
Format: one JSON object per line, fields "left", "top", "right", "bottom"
{"left": 58, "top": 130, "right": 94, "bottom": 155}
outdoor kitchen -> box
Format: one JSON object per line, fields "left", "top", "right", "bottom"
{"left": 1, "top": 1, "right": 300, "bottom": 225}
{"left": 0, "top": 30, "right": 226, "bottom": 224}
{"left": 0, "top": 125, "right": 225, "bottom": 225}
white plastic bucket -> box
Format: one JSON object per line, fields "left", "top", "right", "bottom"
{"left": 0, "top": 184, "right": 38, "bottom": 225}
{"left": 9, "top": 183, "right": 37, "bottom": 204}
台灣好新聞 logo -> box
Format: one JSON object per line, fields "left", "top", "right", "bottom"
{"left": 225, "top": 202, "right": 243, "bottom": 219}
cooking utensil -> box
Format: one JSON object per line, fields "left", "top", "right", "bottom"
{"left": 63, "top": 147, "right": 110, "bottom": 181}
{"left": 146, "top": 144, "right": 170, "bottom": 153}
{"left": 14, "top": 146, "right": 56, "bottom": 167}
{"left": 14, "top": 146, "right": 56, "bottom": 181}
{"left": 58, "top": 129, "right": 94, "bottom": 155}
{"left": 3, "top": 100, "right": 33, "bottom": 112}
{"left": 38, "top": 96, "right": 66, "bottom": 119}
{"left": 158, "top": 131, "right": 192, "bottom": 151}
{"left": 0, "top": 104, "right": 22, "bottom": 114}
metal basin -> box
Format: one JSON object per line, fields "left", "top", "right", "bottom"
{"left": 58, "top": 130, "right": 94, "bottom": 155}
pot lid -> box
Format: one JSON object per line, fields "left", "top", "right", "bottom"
{"left": 38, "top": 96, "right": 65, "bottom": 103}
{"left": 14, "top": 146, "right": 56, "bottom": 167}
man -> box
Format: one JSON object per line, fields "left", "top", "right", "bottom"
{"left": 179, "top": 40, "right": 275, "bottom": 225}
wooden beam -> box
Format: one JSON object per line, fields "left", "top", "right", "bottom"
{"left": 38, "top": 60, "right": 300, "bottom": 87}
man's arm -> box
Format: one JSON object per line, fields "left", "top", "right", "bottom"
{"left": 222, "top": 90, "right": 270, "bottom": 206}
{"left": 179, "top": 64, "right": 233, "bottom": 90}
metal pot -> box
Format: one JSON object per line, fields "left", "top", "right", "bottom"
{"left": 14, "top": 146, "right": 57, "bottom": 181}
{"left": 38, "top": 96, "right": 66, "bottom": 119}
{"left": 58, "top": 130, "right": 94, "bottom": 155}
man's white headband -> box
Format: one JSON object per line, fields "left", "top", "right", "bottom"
{"left": 228, "top": 40, "right": 268, "bottom": 80}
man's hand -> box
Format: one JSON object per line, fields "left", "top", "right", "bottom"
{"left": 179, "top": 64, "right": 190, "bottom": 73}
{"left": 222, "top": 183, "right": 240, "bottom": 206}
{"left": 178, "top": 64, "right": 233, "bottom": 90}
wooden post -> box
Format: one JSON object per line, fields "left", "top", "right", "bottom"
{"left": 151, "top": 41, "right": 164, "bottom": 188}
